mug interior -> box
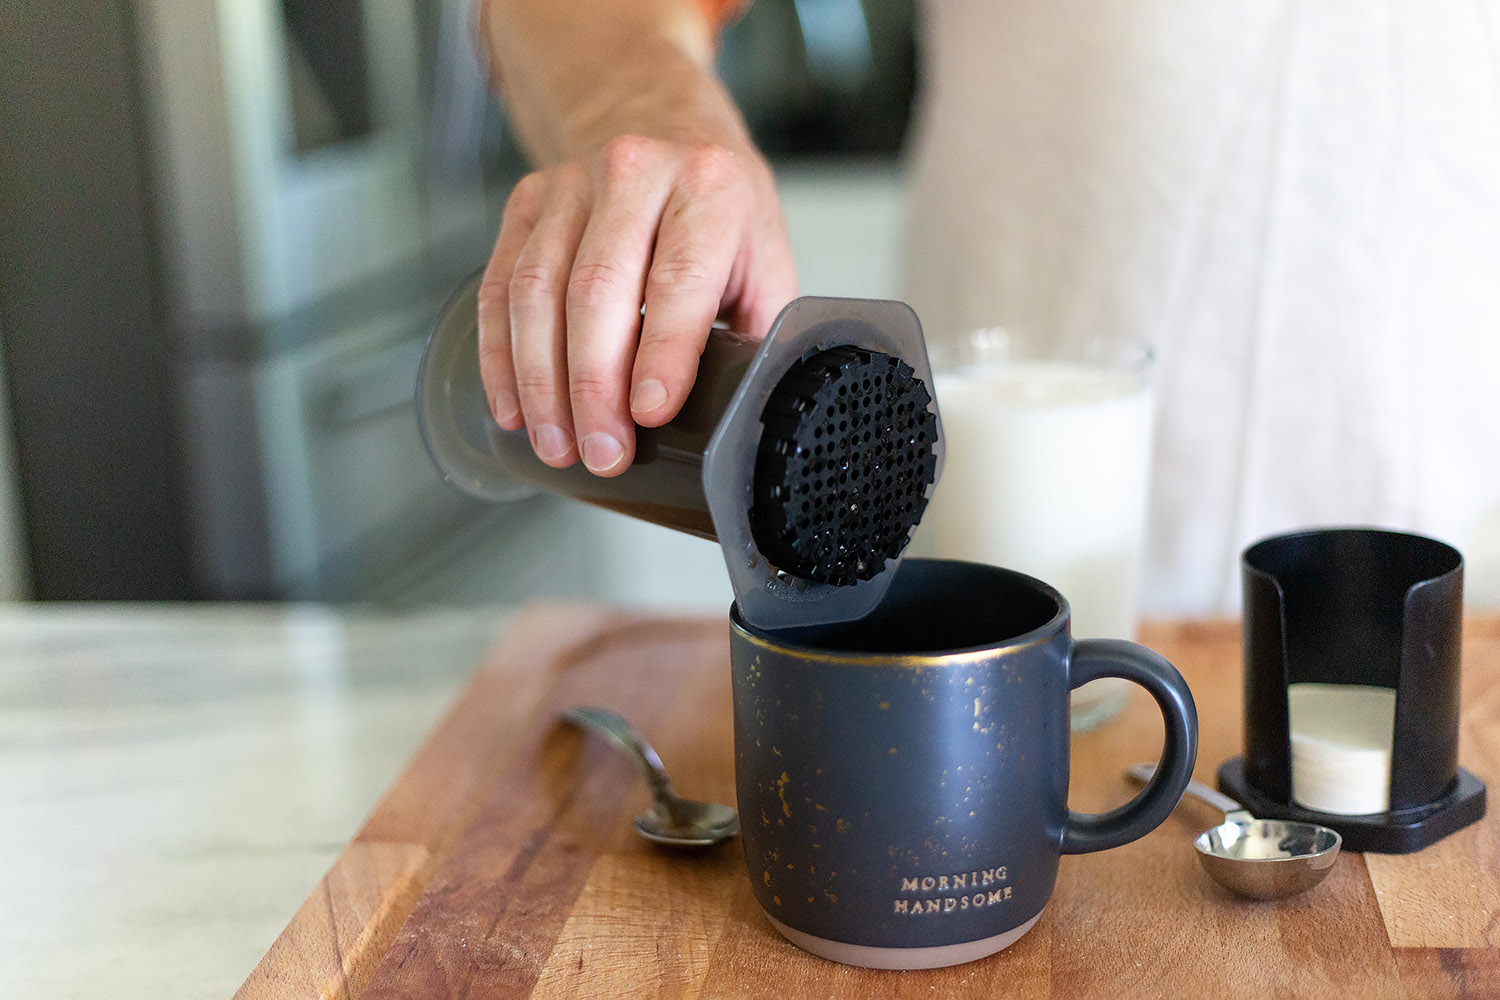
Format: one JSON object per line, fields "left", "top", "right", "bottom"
{"left": 738, "top": 558, "right": 1064, "bottom": 654}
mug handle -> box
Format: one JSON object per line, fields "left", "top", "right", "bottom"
{"left": 1061, "top": 638, "right": 1199, "bottom": 854}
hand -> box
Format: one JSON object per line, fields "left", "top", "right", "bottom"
{"left": 476, "top": 134, "right": 797, "bottom": 476}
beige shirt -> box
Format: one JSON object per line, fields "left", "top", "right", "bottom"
{"left": 903, "top": 0, "right": 1500, "bottom": 613}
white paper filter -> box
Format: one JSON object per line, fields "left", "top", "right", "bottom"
{"left": 1288, "top": 683, "right": 1397, "bottom": 815}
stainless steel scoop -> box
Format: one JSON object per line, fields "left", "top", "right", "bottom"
{"left": 1127, "top": 762, "right": 1342, "bottom": 899}
{"left": 561, "top": 706, "right": 740, "bottom": 848}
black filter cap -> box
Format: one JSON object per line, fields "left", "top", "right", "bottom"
{"left": 751, "top": 346, "right": 939, "bottom": 586}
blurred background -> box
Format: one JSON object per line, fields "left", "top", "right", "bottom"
{"left": 0, "top": 0, "right": 916, "bottom": 609}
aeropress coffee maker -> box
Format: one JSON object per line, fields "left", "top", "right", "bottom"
{"left": 415, "top": 270, "right": 945, "bottom": 628}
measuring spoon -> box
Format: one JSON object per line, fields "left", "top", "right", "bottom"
{"left": 1127, "top": 762, "right": 1342, "bottom": 899}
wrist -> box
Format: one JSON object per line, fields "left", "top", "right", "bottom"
{"left": 479, "top": 0, "right": 751, "bottom": 167}
{"left": 557, "top": 36, "right": 753, "bottom": 162}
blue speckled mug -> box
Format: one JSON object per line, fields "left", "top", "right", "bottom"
{"left": 730, "top": 559, "right": 1197, "bottom": 969}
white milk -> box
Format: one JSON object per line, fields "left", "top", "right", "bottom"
{"left": 912, "top": 362, "right": 1154, "bottom": 642}
{"left": 1288, "top": 683, "right": 1396, "bottom": 815}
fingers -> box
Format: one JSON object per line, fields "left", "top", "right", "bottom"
{"left": 508, "top": 168, "right": 590, "bottom": 467}
{"left": 737, "top": 210, "right": 800, "bottom": 340}
{"left": 632, "top": 148, "right": 748, "bottom": 428}
{"left": 566, "top": 137, "right": 673, "bottom": 475}
{"left": 478, "top": 175, "right": 542, "bottom": 431}
{"left": 481, "top": 138, "right": 796, "bottom": 478}
{"left": 717, "top": 168, "right": 799, "bottom": 341}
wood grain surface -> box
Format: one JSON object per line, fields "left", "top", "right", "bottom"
{"left": 235, "top": 608, "right": 1500, "bottom": 999}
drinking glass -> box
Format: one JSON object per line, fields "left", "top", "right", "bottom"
{"left": 909, "top": 328, "right": 1156, "bottom": 731}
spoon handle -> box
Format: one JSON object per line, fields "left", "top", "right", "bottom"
{"left": 1126, "top": 762, "right": 1245, "bottom": 817}
{"left": 560, "top": 706, "right": 676, "bottom": 799}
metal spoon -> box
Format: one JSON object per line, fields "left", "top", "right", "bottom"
{"left": 560, "top": 706, "right": 740, "bottom": 848}
{"left": 1127, "top": 762, "right": 1342, "bottom": 899}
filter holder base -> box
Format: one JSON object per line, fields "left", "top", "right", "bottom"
{"left": 703, "top": 296, "right": 944, "bottom": 630}
{"left": 1217, "top": 757, "right": 1486, "bottom": 854}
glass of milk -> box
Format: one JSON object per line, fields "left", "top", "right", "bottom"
{"left": 910, "top": 327, "right": 1155, "bottom": 731}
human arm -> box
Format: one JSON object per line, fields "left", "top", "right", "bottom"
{"left": 474, "top": 0, "right": 797, "bottom": 475}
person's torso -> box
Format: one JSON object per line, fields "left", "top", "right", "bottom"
{"left": 902, "top": 0, "right": 1500, "bottom": 612}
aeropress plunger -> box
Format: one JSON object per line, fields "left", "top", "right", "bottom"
{"left": 415, "top": 269, "right": 945, "bottom": 628}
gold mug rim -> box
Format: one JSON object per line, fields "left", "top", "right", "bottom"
{"left": 729, "top": 560, "right": 1070, "bottom": 667}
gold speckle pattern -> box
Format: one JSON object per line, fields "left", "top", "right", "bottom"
{"left": 776, "top": 771, "right": 793, "bottom": 818}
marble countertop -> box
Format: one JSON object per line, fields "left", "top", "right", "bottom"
{"left": 0, "top": 602, "right": 512, "bottom": 1000}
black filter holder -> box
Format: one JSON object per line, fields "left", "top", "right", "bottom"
{"left": 749, "top": 346, "right": 938, "bottom": 586}
{"left": 1218, "top": 527, "right": 1486, "bottom": 853}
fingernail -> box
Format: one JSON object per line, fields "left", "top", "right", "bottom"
{"left": 581, "top": 432, "right": 625, "bottom": 474}
{"left": 532, "top": 423, "right": 572, "bottom": 462}
{"left": 631, "top": 378, "right": 668, "bottom": 416}
{"left": 492, "top": 390, "right": 520, "bottom": 426}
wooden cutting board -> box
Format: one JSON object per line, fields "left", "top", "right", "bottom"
{"left": 234, "top": 606, "right": 1500, "bottom": 999}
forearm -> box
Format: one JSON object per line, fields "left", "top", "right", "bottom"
{"left": 476, "top": 0, "right": 752, "bottom": 165}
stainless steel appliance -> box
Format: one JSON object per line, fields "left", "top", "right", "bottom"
{"left": 2, "top": 0, "right": 503, "bottom": 598}
{"left": 0, "top": 0, "right": 915, "bottom": 602}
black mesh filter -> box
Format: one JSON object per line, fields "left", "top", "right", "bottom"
{"left": 751, "top": 346, "right": 939, "bottom": 586}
